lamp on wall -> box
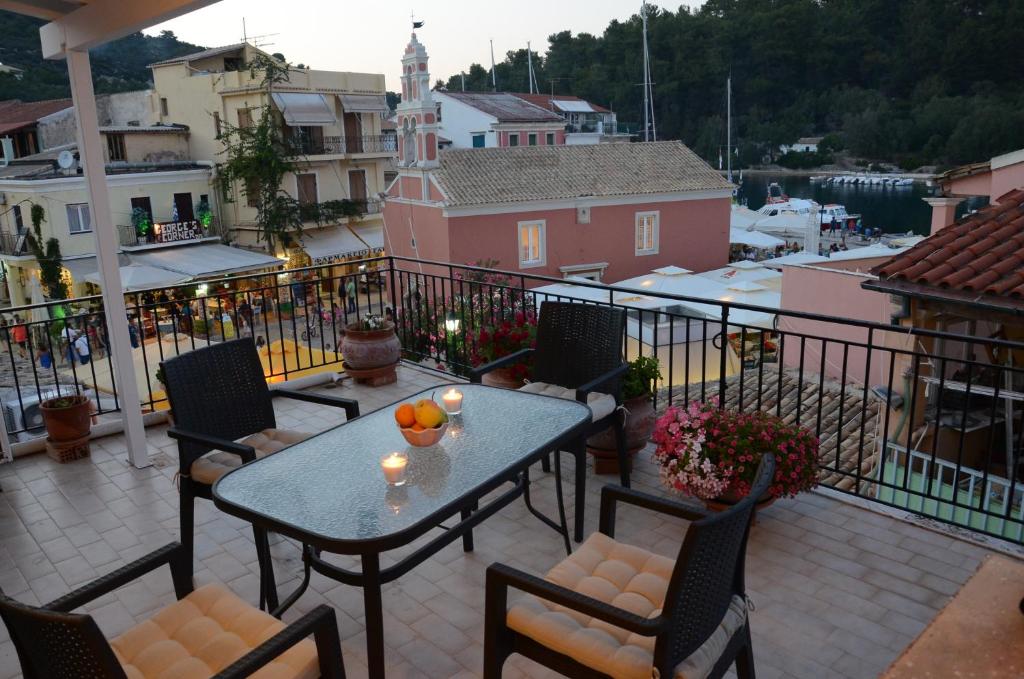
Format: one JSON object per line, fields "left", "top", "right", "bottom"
{"left": 444, "top": 311, "right": 460, "bottom": 333}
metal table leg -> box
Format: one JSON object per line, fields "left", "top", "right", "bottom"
{"left": 362, "top": 552, "right": 386, "bottom": 677}
{"left": 572, "top": 438, "right": 587, "bottom": 542}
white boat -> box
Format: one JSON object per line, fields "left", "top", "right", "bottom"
{"left": 756, "top": 198, "right": 815, "bottom": 218}
{"left": 896, "top": 178, "right": 914, "bottom": 187}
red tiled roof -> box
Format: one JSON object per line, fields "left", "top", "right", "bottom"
{"left": 871, "top": 189, "right": 1024, "bottom": 301}
{"left": 509, "top": 92, "right": 611, "bottom": 114}
{"left": 0, "top": 98, "right": 73, "bottom": 127}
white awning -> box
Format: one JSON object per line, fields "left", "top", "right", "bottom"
{"left": 729, "top": 227, "right": 786, "bottom": 249}
{"left": 552, "top": 100, "right": 597, "bottom": 113}
{"left": 84, "top": 264, "right": 191, "bottom": 292}
{"left": 338, "top": 94, "right": 389, "bottom": 113}
{"left": 271, "top": 92, "right": 336, "bottom": 126}
{"left": 130, "top": 243, "right": 282, "bottom": 277}
{"left": 301, "top": 226, "right": 372, "bottom": 264}
{"left": 352, "top": 224, "right": 384, "bottom": 250}
{"left": 62, "top": 254, "right": 130, "bottom": 280}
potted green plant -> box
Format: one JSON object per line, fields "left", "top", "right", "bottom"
{"left": 40, "top": 394, "right": 92, "bottom": 443}
{"left": 341, "top": 314, "right": 400, "bottom": 385}
{"left": 588, "top": 356, "right": 661, "bottom": 474}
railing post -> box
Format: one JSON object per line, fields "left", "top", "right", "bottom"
{"left": 718, "top": 305, "right": 729, "bottom": 408}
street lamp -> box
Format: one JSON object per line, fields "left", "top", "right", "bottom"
{"left": 444, "top": 311, "right": 460, "bottom": 333}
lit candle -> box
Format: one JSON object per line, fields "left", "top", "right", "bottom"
{"left": 381, "top": 452, "right": 408, "bottom": 486}
{"left": 442, "top": 388, "right": 463, "bottom": 415}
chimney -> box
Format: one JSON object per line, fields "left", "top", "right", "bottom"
{"left": 0, "top": 137, "right": 13, "bottom": 166}
{"left": 923, "top": 196, "right": 964, "bottom": 235}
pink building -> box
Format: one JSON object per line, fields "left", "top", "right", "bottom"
{"left": 385, "top": 32, "right": 732, "bottom": 282}
{"left": 927, "top": 147, "right": 1024, "bottom": 233}
{"left": 433, "top": 91, "right": 567, "bottom": 149}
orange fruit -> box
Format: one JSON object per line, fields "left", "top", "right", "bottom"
{"left": 411, "top": 423, "right": 426, "bottom": 432}
{"left": 394, "top": 404, "right": 416, "bottom": 428}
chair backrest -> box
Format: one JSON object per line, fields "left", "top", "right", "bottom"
{"left": 0, "top": 593, "right": 127, "bottom": 679}
{"left": 653, "top": 454, "right": 776, "bottom": 673}
{"left": 533, "top": 302, "right": 626, "bottom": 390}
{"left": 162, "top": 338, "right": 276, "bottom": 466}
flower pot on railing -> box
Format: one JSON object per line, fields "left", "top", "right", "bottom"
{"left": 341, "top": 318, "right": 399, "bottom": 386}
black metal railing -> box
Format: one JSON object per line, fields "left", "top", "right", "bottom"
{"left": 2, "top": 256, "right": 1022, "bottom": 546}
{"left": 0, "top": 231, "right": 27, "bottom": 256}
{"left": 294, "top": 135, "right": 397, "bottom": 156}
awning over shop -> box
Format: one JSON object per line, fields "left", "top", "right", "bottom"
{"left": 62, "top": 254, "right": 130, "bottom": 280}
{"left": 271, "top": 92, "right": 336, "bottom": 126}
{"left": 552, "top": 100, "right": 597, "bottom": 113}
{"left": 729, "top": 227, "right": 786, "bottom": 249}
{"left": 301, "top": 226, "right": 371, "bottom": 265}
{"left": 352, "top": 224, "right": 384, "bottom": 250}
{"left": 130, "top": 243, "right": 282, "bottom": 278}
{"left": 338, "top": 94, "right": 389, "bottom": 113}
{"left": 84, "top": 264, "right": 191, "bottom": 292}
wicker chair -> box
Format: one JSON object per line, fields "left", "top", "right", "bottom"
{"left": 483, "top": 455, "right": 776, "bottom": 679}
{"left": 162, "top": 338, "right": 359, "bottom": 611}
{"left": 0, "top": 542, "right": 346, "bottom": 679}
{"left": 471, "top": 301, "right": 629, "bottom": 542}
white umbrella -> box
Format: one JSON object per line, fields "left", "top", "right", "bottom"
{"left": 730, "top": 227, "right": 785, "bottom": 249}
{"left": 715, "top": 281, "right": 780, "bottom": 330}
{"left": 84, "top": 264, "right": 191, "bottom": 292}
{"left": 697, "top": 261, "right": 783, "bottom": 291}
{"left": 761, "top": 251, "right": 828, "bottom": 270}
{"left": 27, "top": 275, "right": 49, "bottom": 324}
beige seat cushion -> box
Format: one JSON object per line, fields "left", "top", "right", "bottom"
{"left": 189, "top": 429, "right": 312, "bottom": 485}
{"left": 111, "top": 583, "right": 318, "bottom": 679}
{"left": 519, "top": 381, "right": 617, "bottom": 421}
{"left": 507, "top": 532, "right": 747, "bottom": 679}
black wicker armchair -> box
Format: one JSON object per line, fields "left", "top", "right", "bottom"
{"left": 162, "top": 338, "right": 359, "bottom": 611}
{"left": 483, "top": 455, "right": 775, "bottom": 679}
{"left": 0, "top": 542, "right": 346, "bottom": 678}
{"left": 471, "top": 301, "right": 629, "bottom": 542}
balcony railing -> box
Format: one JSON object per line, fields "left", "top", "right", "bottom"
{"left": 0, "top": 231, "right": 28, "bottom": 256}
{"left": 292, "top": 135, "right": 397, "bottom": 156}
{"left": 3, "top": 256, "right": 1023, "bottom": 546}
{"left": 117, "top": 220, "right": 214, "bottom": 248}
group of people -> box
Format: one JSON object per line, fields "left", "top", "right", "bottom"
{"left": 0, "top": 312, "right": 105, "bottom": 372}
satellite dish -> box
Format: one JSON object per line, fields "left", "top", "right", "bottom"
{"left": 57, "top": 150, "right": 75, "bottom": 170}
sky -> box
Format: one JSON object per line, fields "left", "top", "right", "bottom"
{"left": 147, "top": 1, "right": 701, "bottom": 89}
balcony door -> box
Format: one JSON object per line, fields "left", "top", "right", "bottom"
{"left": 173, "top": 193, "right": 195, "bottom": 222}
{"left": 348, "top": 170, "right": 368, "bottom": 209}
{"left": 344, "top": 113, "right": 363, "bottom": 152}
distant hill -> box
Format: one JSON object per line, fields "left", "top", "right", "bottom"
{"left": 0, "top": 11, "right": 205, "bottom": 102}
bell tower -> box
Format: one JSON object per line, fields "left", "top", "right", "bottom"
{"left": 396, "top": 31, "right": 439, "bottom": 169}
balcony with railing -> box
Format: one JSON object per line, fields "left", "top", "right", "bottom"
{"left": 0, "top": 231, "right": 28, "bottom": 256}
{"left": 291, "top": 134, "right": 397, "bottom": 157}
{"left": 0, "top": 256, "right": 1018, "bottom": 678}
{"left": 116, "top": 219, "right": 218, "bottom": 249}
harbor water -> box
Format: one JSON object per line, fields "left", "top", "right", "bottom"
{"left": 736, "top": 174, "right": 984, "bottom": 236}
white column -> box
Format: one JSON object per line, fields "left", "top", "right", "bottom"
{"left": 67, "top": 49, "right": 149, "bottom": 468}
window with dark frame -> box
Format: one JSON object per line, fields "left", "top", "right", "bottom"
{"left": 160, "top": 98, "right": 168, "bottom": 116}
{"left": 213, "top": 111, "right": 222, "bottom": 137}
{"left": 66, "top": 203, "right": 92, "bottom": 234}
{"left": 546, "top": 132, "right": 555, "bottom": 145}
{"left": 106, "top": 133, "right": 126, "bottom": 162}
{"left": 509, "top": 133, "right": 519, "bottom": 147}
{"left": 11, "top": 205, "right": 24, "bottom": 234}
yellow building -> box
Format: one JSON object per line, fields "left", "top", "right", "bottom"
{"left": 149, "top": 43, "right": 393, "bottom": 265}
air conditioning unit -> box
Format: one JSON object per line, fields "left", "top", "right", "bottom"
{"left": 3, "top": 387, "right": 103, "bottom": 441}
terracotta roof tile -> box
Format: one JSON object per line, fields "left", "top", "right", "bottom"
{"left": 871, "top": 188, "right": 1024, "bottom": 308}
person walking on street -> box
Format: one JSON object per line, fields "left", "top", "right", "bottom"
{"left": 345, "top": 277, "right": 357, "bottom": 314}
{"left": 36, "top": 343, "right": 52, "bottom": 370}
{"left": 72, "top": 332, "right": 91, "bottom": 365}
{"left": 11, "top": 316, "right": 28, "bottom": 360}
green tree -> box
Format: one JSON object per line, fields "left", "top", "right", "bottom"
{"left": 24, "top": 204, "right": 67, "bottom": 300}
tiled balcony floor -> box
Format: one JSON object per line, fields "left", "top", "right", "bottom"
{"left": 0, "top": 364, "right": 1013, "bottom": 679}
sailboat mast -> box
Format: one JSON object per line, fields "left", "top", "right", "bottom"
{"left": 727, "top": 75, "right": 733, "bottom": 184}
{"left": 640, "top": 2, "right": 656, "bottom": 142}
{"left": 490, "top": 39, "right": 498, "bottom": 91}
{"left": 527, "top": 41, "right": 535, "bottom": 94}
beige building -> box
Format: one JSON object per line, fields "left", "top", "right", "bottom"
{"left": 149, "top": 43, "right": 394, "bottom": 264}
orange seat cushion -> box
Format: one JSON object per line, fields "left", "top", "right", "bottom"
{"left": 189, "top": 429, "right": 312, "bottom": 485}
{"left": 507, "top": 532, "right": 747, "bottom": 679}
{"left": 111, "top": 583, "right": 319, "bottom": 679}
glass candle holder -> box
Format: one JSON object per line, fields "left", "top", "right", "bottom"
{"left": 381, "top": 451, "right": 408, "bottom": 486}
{"left": 442, "top": 387, "right": 463, "bottom": 415}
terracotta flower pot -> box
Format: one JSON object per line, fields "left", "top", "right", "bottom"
{"left": 480, "top": 366, "right": 525, "bottom": 390}
{"left": 40, "top": 395, "right": 92, "bottom": 443}
{"left": 587, "top": 395, "right": 655, "bottom": 474}
{"left": 341, "top": 321, "right": 400, "bottom": 371}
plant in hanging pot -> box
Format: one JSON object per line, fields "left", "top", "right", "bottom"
{"left": 341, "top": 314, "right": 400, "bottom": 386}
{"left": 652, "top": 400, "right": 819, "bottom": 512}
{"left": 469, "top": 310, "right": 537, "bottom": 389}
{"left": 588, "top": 356, "right": 661, "bottom": 474}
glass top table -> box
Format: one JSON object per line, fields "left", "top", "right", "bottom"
{"left": 214, "top": 383, "right": 590, "bottom": 552}
{"left": 212, "top": 383, "right": 590, "bottom": 677}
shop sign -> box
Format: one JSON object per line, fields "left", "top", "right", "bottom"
{"left": 155, "top": 220, "right": 202, "bottom": 244}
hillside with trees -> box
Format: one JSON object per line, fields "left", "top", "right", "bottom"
{"left": 0, "top": 11, "right": 203, "bottom": 102}
{"left": 442, "top": 0, "right": 1024, "bottom": 170}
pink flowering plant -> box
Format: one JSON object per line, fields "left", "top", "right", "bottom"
{"left": 653, "top": 400, "right": 819, "bottom": 501}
